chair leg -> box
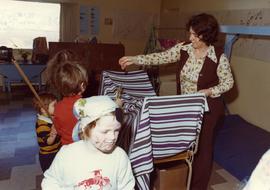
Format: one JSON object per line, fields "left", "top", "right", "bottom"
{"left": 39, "top": 76, "right": 42, "bottom": 90}
{"left": 185, "top": 148, "right": 195, "bottom": 190}
{"left": 7, "top": 81, "right": 11, "bottom": 92}
{"left": 2, "top": 83, "right": 5, "bottom": 92}
{"left": 185, "top": 158, "right": 192, "bottom": 190}
{"left": 2, "top": 77, "right": 6, "bottom": 92}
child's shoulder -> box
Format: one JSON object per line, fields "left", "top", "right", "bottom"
{"left": 36, "top": 115, "right": 52, "bottom": 126}
{"left": 112, "top": 146, "right": 129, "bottom": 159}
{"left": 54, "top": 95, "right": 81, "bottom": 115}
{"left": 56, "top": 95, "right": 81, "bottom": 106}
{"left": 37, "top": 119, "right": 49, "bottom": 125}
{"left": 59, "top": 140, "right": 84, "bottom": 155}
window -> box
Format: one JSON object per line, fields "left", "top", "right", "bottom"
{"left": 0, "top": 1, "right": 60, "bottom": 49}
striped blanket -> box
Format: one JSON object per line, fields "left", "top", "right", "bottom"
{"left": 99, "top": 70, "right": 156, "bottom": 97}
{"left": 99, "top": 70, "right": 207, "bottom": 189}
{"left": 130, "top": 94, "right": 207, "bottom": 190}
{"left": 99, "top": 70, "right": 156, "bottom": 153}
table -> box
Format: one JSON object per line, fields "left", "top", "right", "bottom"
{"left": 0, "top": 63, "right": 46, "bottom": 92}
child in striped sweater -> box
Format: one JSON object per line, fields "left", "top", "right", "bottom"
{"left": 33, "top": 92, "right": 61, "bottom": 172}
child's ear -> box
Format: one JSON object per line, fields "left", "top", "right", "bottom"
{"left": 80, "top": 82, "right": 86, "bottom": 92}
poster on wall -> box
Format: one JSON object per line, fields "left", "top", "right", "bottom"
{"left": 80, "top": 6, "right": 89, "bottom": 34}
{"left": 80, "top": 5, "right": 100, "bottom": 36}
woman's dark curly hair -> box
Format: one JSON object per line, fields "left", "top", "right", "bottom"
{"left": 186, "top": 13, "right": 220, "bottom": 45}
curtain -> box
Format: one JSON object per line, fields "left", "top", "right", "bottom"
{"left": 60, "top": 3, "right": 79, "bottom": 42}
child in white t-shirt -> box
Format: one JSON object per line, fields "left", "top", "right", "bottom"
{"left": 42, "top": 96, "right": 135, "bottom": 190}
{"left": 242, "top": 149, "right": 270, "bottom": 190}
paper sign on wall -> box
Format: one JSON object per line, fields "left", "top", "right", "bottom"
{"left": 80, "top": 5, "right": 99, "bottom": 35}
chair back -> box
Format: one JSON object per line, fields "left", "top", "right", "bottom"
{"left": 32, "top": 37, "right": 49, "bottom": 64}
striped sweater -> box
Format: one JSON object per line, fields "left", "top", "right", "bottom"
{"left": 35, "top": 114, "right": 61, "bottom": 155}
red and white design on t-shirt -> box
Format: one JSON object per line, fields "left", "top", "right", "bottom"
{"left": 76, "top": 169, "right": 111, "bottom": 190}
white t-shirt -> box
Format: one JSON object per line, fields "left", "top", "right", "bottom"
{"left": 42, "top": 140, "right": 135, "bottom": 190}
{"left": 243, "top": 149, "right": 270, "bottom": 190}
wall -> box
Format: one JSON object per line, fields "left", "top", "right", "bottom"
{"left": 228, "top": 56, "right": 270, "bottom": 130}
{"left": 159, "top": 0, "right": 270, "bottom": 132}
{"left": 2, "top": 0, "right": 161, "bottom": 55}
{"left": 0, "top": 0, "right": 161, "bottom": 87}
{"left": 178, "top": 0, "right": 270, "bottom": 11}
{"left": 75, "top": 0, "right": 161, "bottom": 55}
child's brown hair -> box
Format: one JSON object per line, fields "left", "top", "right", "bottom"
{"left": 52, "top": 61, "right": 88, "bottom": 96}
{"left": 32, "top": 92, "right": 57, "bottom": 114}
{"left": 45, "top": 50, "right": 88, "bottom": 97}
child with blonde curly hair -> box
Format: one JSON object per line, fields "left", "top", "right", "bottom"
{"left": 33, "top": 92, "right": 61, "bottom": 172}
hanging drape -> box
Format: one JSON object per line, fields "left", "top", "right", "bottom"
{"left": 60, "top": 3, "right": 79, "bottom": 42}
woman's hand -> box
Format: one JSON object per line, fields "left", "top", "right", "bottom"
{"left": 119, "top": 56, "right": 137, "bottom": 70}
{"left": 198, "top": 89, "right": 212, "bottom": 97}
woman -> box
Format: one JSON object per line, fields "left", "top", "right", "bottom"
{"left": 42, "top": 96, "right": 135, "bottom": 190}
{"left": 119, "top": 13, "right": 234, "bottom": 190}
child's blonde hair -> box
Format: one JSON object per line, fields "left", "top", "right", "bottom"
{"left": 80, "top": 112, "right": 117, "bottom": 140}
{"left": 32, "top": 92, "right": 57, "bottom": 114}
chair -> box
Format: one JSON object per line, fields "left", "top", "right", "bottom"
{"left": 31, "top": 37, "right": 49, "bottom": 64}
{"left": 153, "top": 135, "right": 199, "bottom": 190}
{"left": 130, "top": 94, "right": 207, "bottom": 190}
{"left": 99, "top": 70, "right": 207, "bottom": 190}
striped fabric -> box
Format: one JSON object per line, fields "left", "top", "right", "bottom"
{"left": 99, "top": 70, "right": 156, "bottom": 97}
{"left": 99, "top": 70, "right": 207, "bottom": 190}
{"left": 118, "top": 94, "right": 144, "bottom": 153}
{"left": 130, "top": 94, "right": 207, "bottom": 190}
{"left": 99, "top": 70, "right": 156, "bottom": 154}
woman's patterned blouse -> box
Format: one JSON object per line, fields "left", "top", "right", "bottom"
{"left": 135, "top": 43, "right": 234, "bottom": 98}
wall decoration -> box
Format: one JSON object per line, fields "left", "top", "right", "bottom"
{"left": 90, "top": 6, "right": 99, "bottom": 35}
{"left": 80, "top": 5, "right": 100, "bottom": 36}
{"left": 80, "top": 5, "right": 89, "bottom": 34}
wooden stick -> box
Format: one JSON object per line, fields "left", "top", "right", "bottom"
{"left": 11, "top": 59, "right": 51, "bottom": 118}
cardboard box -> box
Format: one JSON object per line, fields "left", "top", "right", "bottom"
{"left": 153, "top": 161, "right": 188, "bottom": 190}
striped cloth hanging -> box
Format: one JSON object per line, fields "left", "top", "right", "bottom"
{"left": 99, "top": 70, "right": 207, "bottom": 189}
{"left": 98, "top": 70, "right": 156, "bottom": 154}
{"left": 116, "top": 93, "right": 145, "bottom": 153}
{"left": 99, "top": 70, "right": 156, "bottom": 97}
{"left": 130, "top": 94, "right": 207, "bottom": 190}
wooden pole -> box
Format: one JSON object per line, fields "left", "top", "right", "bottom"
{"left": 11, "top": 59, "right": 51, "bottom": 118}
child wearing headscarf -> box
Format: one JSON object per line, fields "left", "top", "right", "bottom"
{"left": 42, "top": 96, "right": 135, "bottom": 190}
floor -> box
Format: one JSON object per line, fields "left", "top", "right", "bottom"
{"left": 0, "top": 87, "right": 43, "bottom": 190}
{"left": 0, "top": 86, "right": 241, "bottom": 190}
